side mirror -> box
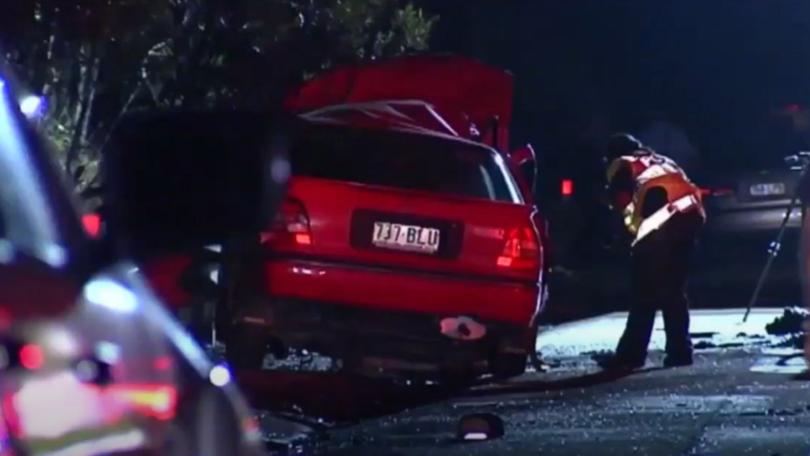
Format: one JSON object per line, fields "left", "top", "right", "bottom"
{"left": 510, "top": 144, "right": 537, "bottom": 196}
{"left": 101, "top": 109, "right": 291, "bottom": 255}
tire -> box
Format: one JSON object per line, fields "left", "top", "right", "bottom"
{"left": 438, "top": 366, "right": 480, "bottom": 389}
{"left": 440, "top": 374, "right": 478, "bottom": 390}
{"left": 225, "top": 324, "right": 268, "bottom": 370}
{"left": 491, "top": 353, "right": 528, "bottom": 379}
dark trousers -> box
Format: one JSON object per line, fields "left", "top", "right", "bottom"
{"left": 614, "top": 210, "right": 703, "bottom": 362}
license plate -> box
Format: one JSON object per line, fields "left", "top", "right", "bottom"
{"left": 749, "top": 182, "right": 786, "bottom": 197}
{"left": 372, "top": 222, "right": 440, "bottom": 253}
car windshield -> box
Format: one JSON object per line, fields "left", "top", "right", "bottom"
{"left": 291, "top": 125, "right": 520, "bottom": 203}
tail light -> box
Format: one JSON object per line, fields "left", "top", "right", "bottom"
{"left": 561, "top": 179, "right": 574, "bottom": 197}
{"left": 700, "top": 187, "right": 734, "bottom": 198}
{"left": 261, "top": 198, "right": 312, "bottom": 246}
{"left": 497, "top": 227, "right": 541, "bottom": 270}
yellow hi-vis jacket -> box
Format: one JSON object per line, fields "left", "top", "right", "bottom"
{"left": 607, "top": 151, "right": 705, "bottom": 246}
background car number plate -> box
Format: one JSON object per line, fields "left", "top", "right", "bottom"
{"left": 373, "top": 222, "right": 440, "bottom": 253}
{"left": 749, "top": 182, "right": 786, "bottom": 197}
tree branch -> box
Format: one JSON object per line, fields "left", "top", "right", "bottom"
{"left": 64, "top": 43, "right": 95, "bottom": 174}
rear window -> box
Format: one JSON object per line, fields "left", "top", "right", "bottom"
{"left": 291, "top": 125, "right": 520, "bottom": 203}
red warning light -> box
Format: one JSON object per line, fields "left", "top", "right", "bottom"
{"left": 561, "top": 179, "right": 574, "bottom": 197}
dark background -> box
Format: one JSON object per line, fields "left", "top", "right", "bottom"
{"left": 413, "top": 1, "right": 810, "bottom": 316}
{"left": 419, "top": 0, "right": 810, "bottom": 173}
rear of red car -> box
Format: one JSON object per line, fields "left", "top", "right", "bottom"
{"left": 232, "top": 122, "right": 546, "bottom": 378}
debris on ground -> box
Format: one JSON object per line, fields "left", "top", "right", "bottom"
{"left": 583, "top": 349, "right": 615, "bottom": 357}
{"left": 765, "top": 307, "right": 809, "bottom": 336}
{"left": 774, "top": 333, "right": 805, "bottom": 349}
{"left": 693, "top": 341, "right": 716, "bottom": 350}
{"left": 457, "top": 413, "right": 505, "bottom": 442}
{"left": 587, "top": 350, "right": 616, "bottom": 365}
{"left": 689, "top": 332, "right": 718, "bottom": 339}
{"left": 264, "top": 348, "right": 340, "bottom": 372}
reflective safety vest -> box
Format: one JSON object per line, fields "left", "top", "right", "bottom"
{"left": 607, "top": 151, "right": 705, "bottom": 246}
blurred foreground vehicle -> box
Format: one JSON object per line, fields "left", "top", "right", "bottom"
{"left": 228, "top": 56, "right": 549, "bottom": 381}
{"left": 0, "top": 66, "right": 282, "bottom": 455}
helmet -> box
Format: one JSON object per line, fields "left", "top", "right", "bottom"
{"left": 605, "top": 133, "right": 643, "bottom": 162}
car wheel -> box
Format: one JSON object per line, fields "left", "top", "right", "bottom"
{"left": 225, "top": 324, "right": 267, "bottom": 370}
{"left": 438, "top": 367, "right": 479, "bottom": 388}
{"left": 491, "top": 353, "right": 527, "bottom": 379}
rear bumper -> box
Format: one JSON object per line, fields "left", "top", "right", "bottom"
{"left": 238, "top": 297, "right": 533, "bottom": 374}
{"left": 262, "top": 258, "right": 542, "bottom": 326}
{"left": 705, "top": 207, "right": 801, "bottom": 233}
{"left": 236, "top": 258, "right": 542, "bottom": 373}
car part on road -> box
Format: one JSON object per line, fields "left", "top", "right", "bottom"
{"left": 457, "top": 413, "right": 504, "bottom": 442}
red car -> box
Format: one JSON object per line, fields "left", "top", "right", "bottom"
{"left": 229, "top": 56, "right": 549, "bottom": 379}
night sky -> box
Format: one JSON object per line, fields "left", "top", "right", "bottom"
{"left": 420, "top": 1, "right": 810, "bottom": 172}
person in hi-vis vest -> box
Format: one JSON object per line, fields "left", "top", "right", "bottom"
{"left": 599, "top": 133, "right": 706, "bottom": 370}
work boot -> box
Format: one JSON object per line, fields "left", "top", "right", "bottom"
{"left": 663, "top": 353, "right": 693, "bottom": 368}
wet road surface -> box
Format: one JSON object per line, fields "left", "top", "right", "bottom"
{"left": 245, "top": 308, "right": 810, "bottom": 455}
{"left": 326, "top": 349, "right": 810, "bottom": 455}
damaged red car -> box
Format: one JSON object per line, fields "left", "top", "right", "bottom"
{"left": 228, "top": 56, "right": 549, "bottom": 380}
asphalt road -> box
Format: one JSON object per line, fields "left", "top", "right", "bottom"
{"left": 248, "top": 308, "right": 810, "bottom": 456}
{"left": 327, "top": 350, "right": 810, "bottom": 455}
